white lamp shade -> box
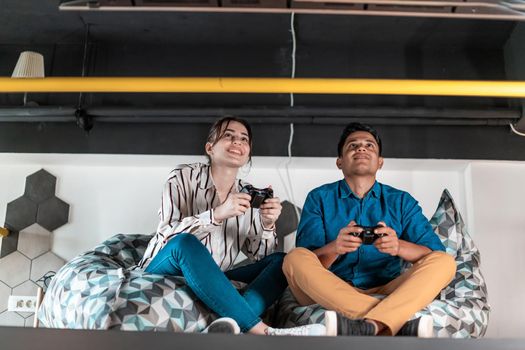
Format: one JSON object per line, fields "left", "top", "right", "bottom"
{"left": 11, "top": 51, "right": 45, "bottom": 78}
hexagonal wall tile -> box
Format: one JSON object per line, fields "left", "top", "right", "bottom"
{"left": 275, "top": 201, "right": 302, "bottom": 252}
{"left": 24, "top": 314, "right": 35, "bottom": 327}
{"left": 0, "top": 282, "right": 10, "bottom": 313}
{"left": 5, "top": 196, "right": 38, "bottom": 232}
{"left": 36, "top": 197, "right": 69, "bottom": 231}
{"left": 276, "top": 201, "right": 301, "bottom": 235}
{"left": 24, "top": 169, "right": 56, "bottom": 204}
{"left": 0, "top": 252, "right": 31, "bottom": 288}
{"left": 0, "top": 230, "right": 19, "bottom": 259}
{"left": 30, "top": 252, "right": 65, "bottom": 286}
{"left": 12, "top": 280, "right": 39, "bottom": 318}
{"left": 0, "top": 311, "right": 25, "bottom": 327}
{"left": 12, "top": 280, "right": 39, "bottom": 297}
{"left": 18, "top": 224, "right": 51, "bottom": 259}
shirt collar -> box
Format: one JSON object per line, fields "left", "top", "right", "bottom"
{"left": 370, "top": 181, "right": 381, "bottom": 198}
{"left": 198, "top": 163, "right": 214, "bottom": 190}
{"left": 198, "top": 163, "right": 242, "bottom": 193}
{"left": 339, "top": 179, "right": 381, "bottom": 199}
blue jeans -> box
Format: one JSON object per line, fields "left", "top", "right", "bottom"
{"left": 145, "top": 233, "right": 287, "bottom": 332}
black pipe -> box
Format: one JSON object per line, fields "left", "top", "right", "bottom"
{"left": 86, "top": 106, "right": 520, "bottom": 119}
{"left": 91, "top": 116, "right": 516, "bottom": 126}
{"left": 0, "top": 105, "right": 520, "bottom": 126}
{"left": 0, "top": 107, "right": 76, "bottom": 117}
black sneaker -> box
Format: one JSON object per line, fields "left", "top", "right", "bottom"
{"left": 324, "top": 311, "right": 376, "bottom": 336}
{"left": 202, "top": 317, "right": 241, "bottom": 334}
{"left": 396, "top": 316, "right": 433, "bottom": 338}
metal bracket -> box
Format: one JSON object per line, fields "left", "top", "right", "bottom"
{"left": 514, "top": 106, "right": 525, "bottom": 133}
{"left": 60, "top": 0, "right": 100, "bottom": 8}
{"left": 75, "top": 108, "right": 93, "bottom": 132}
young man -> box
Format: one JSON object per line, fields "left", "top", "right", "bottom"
{"left": 283, "top": 122, "right": 456, "bottom": 337}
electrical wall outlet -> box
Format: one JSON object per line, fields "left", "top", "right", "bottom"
{"left": 7, "top": 295, "right": 38, "bottom": 313}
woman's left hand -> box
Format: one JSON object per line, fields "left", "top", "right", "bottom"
{"left": 259, "top": 197, "right": 282, "bottom": 230}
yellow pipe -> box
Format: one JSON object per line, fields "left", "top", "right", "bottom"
{"left": 2, "top": 77, "right": 525, "bottom": 97}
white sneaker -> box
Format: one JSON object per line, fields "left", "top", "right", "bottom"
{"left": 415, "top": 315, "right": 434, "bottom": 338}
{"left": 202, "top": 317, "right": 241, "bottom": 334}
{"left": 266, "top": 324, "right": 327, "bottom": 336}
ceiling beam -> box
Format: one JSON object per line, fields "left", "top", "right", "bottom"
{"left": 58, "top": 0, "right": 525, "bottom": 21}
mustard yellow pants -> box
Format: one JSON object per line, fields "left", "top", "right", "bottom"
{"left": 283, "top": 247, "right": 456, "bottom": 335}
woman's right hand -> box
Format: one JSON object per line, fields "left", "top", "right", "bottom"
{"left": 213, "top": 193, "right": 252, "bottom": 222}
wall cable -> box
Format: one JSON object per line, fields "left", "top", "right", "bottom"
{"left": 279, "top": 13, "right": 302, "bottom": 233}
{"left": 78, "top": 23, "right": 90, "bottom": 109}
{"left": 289, "top": 12, "right": 296, "bottom": 108}
{"left": 509, "top": 122, "right": 525, "bottom": 137}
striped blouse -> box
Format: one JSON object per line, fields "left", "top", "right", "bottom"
{"left": 138, "top": 163, "right": 277, "bottom": 271}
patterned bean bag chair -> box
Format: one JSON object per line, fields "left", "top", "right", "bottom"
{"left": 38, "top": 189, "right": 489, "bottom": 337}
{"left": 272, "top": 189, "right": 490, "bottom": 338}
{"left": 38, "top": 234, "right": 230, "bottom": 331}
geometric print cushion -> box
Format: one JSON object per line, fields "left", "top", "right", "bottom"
{"left": 108, "top": 271, "right": 215, "bottom": 331}
{"left": 39, "top": 234, "right": 222, "bottom": 332}
{"left": 273, "top": 189, "right": 490, "bottom": 338}
{"left": 91, "top": 234, "right": 151, "bottom": 269}
{"left": 420, "top": 189, "right": 490, "bottom": 337}
{"left": 38, "top": 251, "right": 127, "bottom": 329}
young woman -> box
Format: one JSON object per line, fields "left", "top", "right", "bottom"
{"left": 138, "top": 117, "right": 326, "bottom": 336}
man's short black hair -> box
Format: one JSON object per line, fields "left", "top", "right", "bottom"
{"left": 337, "top": 122, "right": 382, "bottom": 157}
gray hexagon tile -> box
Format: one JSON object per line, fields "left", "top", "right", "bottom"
{"left": 0, "top": 252, "right": 31, "bottom": 288}
{"left": 0, "top": 230, "right": 19, "bottom": 259}
{"left": 12, "top": 280, "right": 39, "bottom": 317}
{"left": 0, "top": 282, "right": 10, "bottom": 313}
{"left": 36, "top": 197, "right": 70, "bottom": 231}
{"left": 24, "top": 314, "right": 35, "bottom": 327}
{"left": 24, "top": 170, "right": 56, "bottom": 204}
{"left": 18, "top": 224, "right": 51, "bottom": 259}
{"left": 5, "top": 196, "right": 38, "bottom": 232}
{"left": 30, "top": 252, "right": 65, "bottom": 287}
{"left": 0, "top": 169, "right": 70, "bottom": 327}
{"left": 12, "top": 280, "right": 39, "bottom": 298}
{"left": 0, "top": 311, "right": 25, "bottom": 327}
{"left": 275, "top": 201, "right": 302, "bottom": 252}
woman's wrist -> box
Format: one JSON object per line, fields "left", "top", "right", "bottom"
{"left": 261, "top": 220, "right": 276, "bottom": 231}
{"left": 211, "top": 208, "right": 223, "bottom": 225}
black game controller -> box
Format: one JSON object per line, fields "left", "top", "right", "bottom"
{"left": 350, "top": 225, "right": 386, "bottom": 245}
{"left": 240, "top": 185, "right": 274, "bottom": 209}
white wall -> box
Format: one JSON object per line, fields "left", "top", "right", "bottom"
{"left": 468, "top": 162, "right": 525, "bottom": 338}
{"left": 0, "top": 153, "right": 523, "bottom": 337}
{"left": 0, "top": 154, "right": 469, "bottom": 261}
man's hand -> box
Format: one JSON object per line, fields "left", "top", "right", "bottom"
{"left": 373, "top": 221, "right": 400, "bottom": 256}
{"left": 333, "top": 220, "right": 363, "bottom": 255}
{"left": 259, "top": 197, "right": 282, "bottom": 229}
{"left": 214, "top": 193, "right": 252, "bottom": 222}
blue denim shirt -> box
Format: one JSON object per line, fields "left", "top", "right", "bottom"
{"left": 296, "top": 180, "right": 445, "bottom": 289}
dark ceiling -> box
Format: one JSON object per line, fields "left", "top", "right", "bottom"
{"left": 0, "top": 1, "right": 520, "bottom": 104}
{"left": 0, "top": 0, "right": 517, "bottom": 47}
{"left": 1, "top": 0, "right": 525, "bottom": 159}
